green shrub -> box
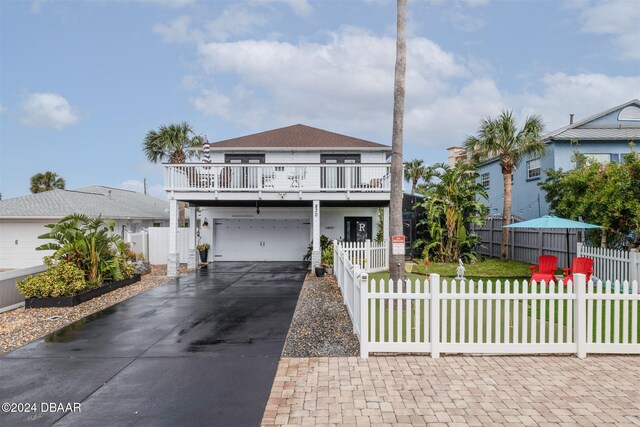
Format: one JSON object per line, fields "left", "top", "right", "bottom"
{"left": 17, "top": 258, "right": 87, "bottom": 298}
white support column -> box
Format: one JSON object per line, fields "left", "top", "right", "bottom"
{"left": 312, "top": 200, "right": 321, "bottom": 267}
{"left": 167, "top": 198, "right": 179, "bottom": 276}
{"left": 187, "top": 206, "right": 197, "bottom": 269}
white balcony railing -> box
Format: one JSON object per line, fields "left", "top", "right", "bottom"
{"left": 164, "top": 163, "right": 391, "bottom": 193}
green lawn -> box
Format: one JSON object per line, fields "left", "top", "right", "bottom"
{"left": 364, "top": 261, "right": 639, "bottom": 345}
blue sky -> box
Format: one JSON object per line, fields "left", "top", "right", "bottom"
{"left": 1, "top": 0, "right": 639, "bottom": 199}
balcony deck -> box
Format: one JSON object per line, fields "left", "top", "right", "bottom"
{"left": 164, "top": 163, "right": 391, "bottom": 201}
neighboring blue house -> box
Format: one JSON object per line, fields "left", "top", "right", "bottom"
{"left": 473, "top": 99, "right": 640, "bottom": 219}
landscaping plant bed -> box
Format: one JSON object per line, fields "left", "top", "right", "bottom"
{"left": 24, "top": 274, "right": 141, "bottom": 308}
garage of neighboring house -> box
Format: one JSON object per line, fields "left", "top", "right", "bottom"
{"left": 212, "top": 218, "right": 310, "bottom": 261}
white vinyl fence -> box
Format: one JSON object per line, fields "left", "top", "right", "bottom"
{"left": 334, "top": 245, "right": 640, "bottom": 359}
{"left": 577, "top": 243, "right": 639, "bottom": 283}
{"left": 126, "top": 227, "right": 189, "bottom": 265}
{"left": 334, "top": 240, "right": 388, "bottom": 273}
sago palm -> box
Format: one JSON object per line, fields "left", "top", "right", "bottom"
{"left": 30, "top": 171, "right": 65, "bottom": 193}
{"left": 465, "top": 110, "right": 547, "bottom": 259}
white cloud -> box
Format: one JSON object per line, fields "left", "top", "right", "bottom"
{"left": 30, "top": 0, "right": 47, "bottom": 13}
{"left": 121, "top": 179, "right": 166, "bottom": 199}
{"left": 516, "top": 73, "right": 640, "bottom": 132}
{"left": 0, "top": 104, "right": 6, "bottom": 114}
{"left": 185, "top": 24, "right": 639, "bottom": 150}
{"left": 153, "top": 5, "right": 267, "bottom": 43}
{"left": 136, "top": 0, "right": 195, "bottom": 9}
{"left": 251, "top": 0, "right": 312, "bottom": 17}
{"left": 442, "top": 8, "right": 485, "bottom": 32}
{"left": 190, "top": 27, "right": 471, "bottom": 143}
{"left": 19, "top": 92, "right": 80, "bottom": 130}
{"left": 577, "top": 0, "right": 640, "bottom": 61}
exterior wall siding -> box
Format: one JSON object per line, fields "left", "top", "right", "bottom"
{"left": 476, "top": 140, "right": 635, "bottom": 220}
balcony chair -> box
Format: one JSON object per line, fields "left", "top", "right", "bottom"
{"left": 529, "top": 255, "right": 558, "bottom": 284}
{"left": 563, "top": 257, "right": 594, "bottom": 286}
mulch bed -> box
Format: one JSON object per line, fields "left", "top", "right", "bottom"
{"left": 282, "top": 273, "right": 359, "bottom": 357}
{"left": 0, "top": 264, "right": 192, "bottom": 356}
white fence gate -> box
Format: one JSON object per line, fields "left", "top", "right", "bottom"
{"left": 334, "top": 240, "right": 388, "bottom": 273}
{"left": 334, "top": 245, "right": 640, "bottom": 358}
{"left": 0, "top": 265, "right": 48, "bottom": 312}
{"left": 127, "top": 227, "right": 190, "bottom": 265}
{"left": 577, "top": 242, "right": 639, "bottom": 283}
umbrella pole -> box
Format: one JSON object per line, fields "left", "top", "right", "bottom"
{"left": 566, "top": 229, "right": 570, "bottom": 269}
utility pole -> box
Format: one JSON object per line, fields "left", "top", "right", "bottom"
{"left": 389, "top": 0, "right": 407, "bottom": 284}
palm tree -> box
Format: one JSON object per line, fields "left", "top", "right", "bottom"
{"left": 143, "top": 122, "right": 204, "bottom": 226}
{"left": 404, "top": 159, "right": 425, "bottom": 194}
{"left": 30, "top": 171, "right": 66, "bottom": 193}
{"left": 389, "top": 0, "right": 407, "bottom": 284}
{"left": 143, "top": 121, "right": 203, "bottom": 164}
{"left": 465, "top": 110, "right": 547, "bottom": 259}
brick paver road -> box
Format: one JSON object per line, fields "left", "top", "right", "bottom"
{"left": 262, "top": 355, "right": 640, "bottom": 426}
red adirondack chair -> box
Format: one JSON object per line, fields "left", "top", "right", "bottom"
{"left": 563, "top": 257, "right": 594, "bottom": 285}
{"left": 529, "top": 255, "right": 558, "bottom": 284}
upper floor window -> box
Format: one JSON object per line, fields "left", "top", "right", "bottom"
{"left": 480, "top": 173, "right": 490, "bottom": 188}
{"left": 584, "top": 153, "right": 612, "bottom": 164}
{"left": 527, "top": 158, "right": 541, "bottom": 180}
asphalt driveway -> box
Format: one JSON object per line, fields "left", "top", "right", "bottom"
{"left": 0, "top": 262, "right": 307, "bottom": 426}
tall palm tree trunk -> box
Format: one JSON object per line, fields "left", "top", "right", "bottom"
{"left": 389, "top": 0, "right": 407, "bottom": 284}
{"left": 501, "top": 171, "right": 512, "bottom": 259}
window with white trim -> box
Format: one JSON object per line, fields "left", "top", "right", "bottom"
{"left": 527, "top": 158, "right": 541, "bottom": 179}
{"left": 584, "top": 153, "right": 612, "bottom": 164}
{"left": 481, "top": 172, "right": 490, "bottom": 188}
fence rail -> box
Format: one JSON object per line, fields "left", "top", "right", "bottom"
{"left": 164, "top": 163, "right": 391, "bottom": 193}
{"left": 578, "top": 242, "right": 639, "bottom": 283}
{"left": 333, "top": 244, "right": 640, "bottom": 358}
{"left": 334, "top": 240, "right": 388, "bottom": 273}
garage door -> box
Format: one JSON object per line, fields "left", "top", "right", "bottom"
{"left": 214, "top": 219, "right": 310, "bottom": 261}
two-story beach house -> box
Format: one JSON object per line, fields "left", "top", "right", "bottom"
{"left": 471, "top": 99, "right": 640, "bottom": 219}
{"left": 163, "top": 124, "right": 391, "bottom": 275}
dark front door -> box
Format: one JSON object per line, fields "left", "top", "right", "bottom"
{"left": 321, "top": 154, "right": 361, "bottom": 189}
{"left": 344, "top": 216, "right": 372, "bottom": 242}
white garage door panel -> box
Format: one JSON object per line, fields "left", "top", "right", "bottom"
{"left": 214, "top": 219, "right": 310, "bottom": 261}
{"left": 0, "top": 222, "right": 54, "bottom": 269}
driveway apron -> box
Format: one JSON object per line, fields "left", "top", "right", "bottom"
{"left": 0, "top": 262, "right": 307, "bottom": 427}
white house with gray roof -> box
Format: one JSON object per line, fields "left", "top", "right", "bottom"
{"left": 472, "top": 99, "right": 640, "bottom": 219}
{"left": 0, "top": 186, "right": 169, "bottom": 269}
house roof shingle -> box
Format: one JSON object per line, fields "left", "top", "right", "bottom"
{"left": 205, "top": 124, "right": 390, "bottom": 151}
{"left": 0, "top": 186, "right": 169, "bottom": 220}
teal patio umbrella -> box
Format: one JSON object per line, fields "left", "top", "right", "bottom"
{"left": 503, "top": 215, "right": 603, "bottom": 267}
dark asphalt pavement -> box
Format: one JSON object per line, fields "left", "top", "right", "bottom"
{"left": 0, "top": 262, "right": 307, "bottom": 426}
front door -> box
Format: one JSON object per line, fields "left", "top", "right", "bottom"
{"left": 344, "top": 217, "right": 372, "bottom": 242}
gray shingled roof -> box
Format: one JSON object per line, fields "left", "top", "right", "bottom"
{"left": 0, "top": 186, "right": 169, "bottom": 220}
{"left": 550, "top": 127, "right": 640, "bottom": 141}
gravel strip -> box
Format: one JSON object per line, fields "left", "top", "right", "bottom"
{"left": 282, "top": 273, "right": 359, "bottom": 357}
{"left": 0, "top": 264, "right": 193, "bottom": 356}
